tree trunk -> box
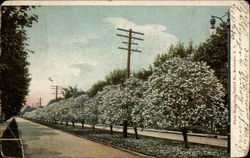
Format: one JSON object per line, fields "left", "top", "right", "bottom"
{"left": 110, "top": 125, "right": 113, "bottom": 135}
{"left": 66, "top": 121, "right": 68, "bottom": 126}
{"left": 81, "top": 121, "right": 85, "bottom": 129}
{"left": 123, "top": 120, "right": 128, "bottom": 138}
{"left": 60, "top": 121, "right": 63, "bottom": 125}
{"left": 134, "top": 127, "right": 139, "bottom": 139}
{"left": 92, "top": 125, "right": 95, "bottom": 131}
{"left": 72, "top": 121, "right": 75, "bottom": 127}
{"left": 181, "top": 128, "right": 189, "bottom": 148}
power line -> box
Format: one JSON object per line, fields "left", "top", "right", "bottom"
{"left": 116, "top": 28, "right": 144, "bottom": 79}
{"left": 51, "top": 85, "right": 63, "bottom": 100}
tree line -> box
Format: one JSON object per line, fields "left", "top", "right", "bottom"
{"left": 23, "top": 23, "right": 229, "bottom": 148}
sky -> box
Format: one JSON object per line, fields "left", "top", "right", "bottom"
{"left": 25, "top": 5, "right": 229, "bottom": 106}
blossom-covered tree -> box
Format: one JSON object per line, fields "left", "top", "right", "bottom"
{"left": 74, "top": 94, "right": 89, "bottom": 128}
{"left": 131, "top": 80, "right": 149, "bottom": 131}
{"left": 122, "top": 77, "right": 145, "bottom": 139}
{"left": 99, "top": 85, "right": 121, "bottom": 134}
{"left": 85, "top": 95, "right": 101, "bottom": 131}
{"left": 145, "top": 57, "right": 227, "bottom": 148}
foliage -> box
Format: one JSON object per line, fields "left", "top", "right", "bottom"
{"left": 85, "top": 95, "right": 101, "bottom": 128}
{"left": 105, "top": 69, "right": 127, "bottom": 85}
{"left": 0, "top": 6, "right": 38, "bottom": 119}
{"left": 145, "top": 57, "right": 227, "bottom": 148}
{"left": 99, "top": 85, "right": 121, "bottom": 126}
{"left": 153, "top": 41, "right": 194, "bottom": 67}
{"left": 62, "top": 86, "right": 85, "bottom": 99}
{"left": 18, "top": 105, "right": 37, "bottom": 116}
{"left": 87, "top": 80, "right": 108, "bottom": 98}
{"left": 132, "top": 68, "right": 153, "bottom": 81}
{"left": 122, "top": 77, "right": 145, "bottom": 128}
{"left": 193, "top": 23, "right": 228, "bottom": 89}
{"left": 47, "top": 97, "right": 63, "bottom": 105}
{"left": 87, "top": 69, "right": 126, "bottom": 98}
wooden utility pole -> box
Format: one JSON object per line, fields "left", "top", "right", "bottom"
{"left": 117, "top": 28, "right": 144, "bottom": 79}
{"left": 127, "top": 29, "right": 132, "bottom": 79}
{"left": 39, "top": 97, "right": 42, "bottom": 107}
{"left": 51, "top": 85, "right": 62, "bottom": 100}
{"left": 117, "top": 28, "right": 144, "bottom": 138}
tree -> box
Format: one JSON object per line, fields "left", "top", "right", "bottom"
{"left": 62, "top": 86, "right": 85, "bottom": 99}
{"left": 108, "top": 78, "right": 144, "bottom": 138}
{"left": 47, "top": 97, "right": 63, "bottom": 105}
{"left": 87, "top": 80, "right": 108, "bottom": 98}
{"left": 194, "top": 23, "right": 228, "bottom": 90}
{"left": 74, "top": 94, "right": 89, "bottom": 128}
{"left": 131, "top": 80, "right": 149, "bottom": 130}
{"left": 153, "top": 41, "right": 194, "bottom": 67}
{"left": 0, "top": 6, "right": 38, "bottom": 119}
{"left": 145, "top": 57, "right": 227, "bottom": 148}
{"left": 133, "top": 68, "right": 152, "bottom": 81}
{"left": 99, "top": 85, "right": 122, "bottom": 134}
{"left": 19, "top": 105, "right": 37, "bottom": 116}
{"left": 85, "top": 95, "right": 101, "bottom": 131}
{"left": 105, "top": 69, "right": 127, "bottom": 85}
{"left": 122, "top": 77, "right": 145, "bottom": 139}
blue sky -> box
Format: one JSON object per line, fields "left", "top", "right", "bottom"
{"left": 25, "top": 5, "right": 229, "bottom": 106}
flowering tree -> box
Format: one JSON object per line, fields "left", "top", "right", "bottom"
{"left": 145, "top": 57, "right": 227, "bottom": 148}
{"left": 85, "top": 95, "right": 101, "bottom": 131}
{"left": 99, "top": 85, "right": 121, "bottom": 134}
{"left": 122, "top": 77, "right": 145, "bottom": 139}
{"left": 72, "top": 94, "right": 89, "bottom": 128}
{"left": 131, "top": 80, "right": 149, "bottom": 130}
{"left": 108, "top": 84, "right": 130, "bottom": 138}
{"left": 104, "top": 77, "right": 145, "bottom": 138}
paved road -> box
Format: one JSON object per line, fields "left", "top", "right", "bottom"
{"left": 73, "top": 123, "right": 227, "bottom": 148}
{"left": 16, "top": 117, "right": 141, "bottom": 158}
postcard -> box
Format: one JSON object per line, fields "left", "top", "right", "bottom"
{"left": 0, "top": 1, "right": 249, "bottom": 158}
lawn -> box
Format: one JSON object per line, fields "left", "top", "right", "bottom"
{"left": 31, "top": 120, "right": 229, "bottom": 158}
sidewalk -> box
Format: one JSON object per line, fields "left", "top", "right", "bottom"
{"left": 16, "top": 117, "right": 141, "bottom": 158}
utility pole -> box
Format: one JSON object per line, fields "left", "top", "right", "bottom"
{"left": 39, "top": 97, "right": 42, "bottom": 107}
{"left": 117, "top": 28, "right": 144, "bottom": 138}
{"left": 51, "top": 85, "right": 62, "bottom": 100}
{"left": 117, "top": 28, "right": 144, "bottom": 79}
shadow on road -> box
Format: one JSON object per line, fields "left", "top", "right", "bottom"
{"left": 18, "top": 121, "right": 59, "bottom": 142}
{"left": 24, "top": 146, "right": 62, "bottom": 158}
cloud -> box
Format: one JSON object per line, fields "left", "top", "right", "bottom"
{"left": 70, "top": 62, "right": 97, "bottom": 74}
{"left": 48, "top": 32, "right": 104, "bottom": 50}
{"left": 103, "top": 17, "right": 178, "bottom": 51}
{"left": 103, "top": 17, "right": 179, "bottom": 69}
{"left": 70, "top": 33, "right": 103, "bottom": 45}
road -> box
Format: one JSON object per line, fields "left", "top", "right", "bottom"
{"left": 16, "top": 117, "right": 143, "bottom": 158}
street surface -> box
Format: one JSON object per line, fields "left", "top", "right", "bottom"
{"left": 16, "top": 117, "right": 141, "bottom": 158}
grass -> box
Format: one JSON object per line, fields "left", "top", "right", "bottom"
{"left": 1, "top": 118, "right": 23, "bottom": 158}
{"left": 31, "top": 120, "right": 229, "bottom": 158}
